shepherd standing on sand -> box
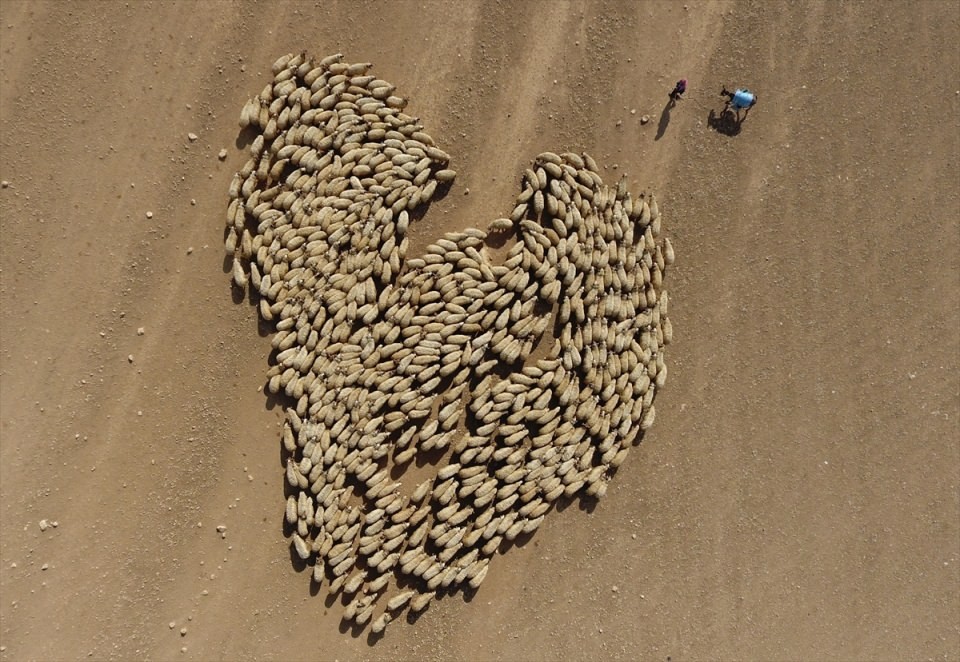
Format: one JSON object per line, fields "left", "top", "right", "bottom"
{"left": 721, "top": 86, "right": 757, "bottom": 114}
{"left": 669, "top": 78, "right": 687, "bottom": 102}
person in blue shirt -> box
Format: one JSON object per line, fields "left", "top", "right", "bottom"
{"left": 721, "top": 86, "right": 757, "bottom": 113}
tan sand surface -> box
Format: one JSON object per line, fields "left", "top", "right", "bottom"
{"left": 1, "top": 1, "right": 957, "bottom": 660}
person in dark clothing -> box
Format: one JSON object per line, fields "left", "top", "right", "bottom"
{"left": 669, "top": 79, "right": 687, "bottom": 101}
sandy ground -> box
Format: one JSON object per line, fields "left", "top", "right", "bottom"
{"left": 1, "top": 0, "right": 958, "bottom": 660}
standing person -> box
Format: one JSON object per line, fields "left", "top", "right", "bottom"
{"left": 669, "top": 78, "right": 687, "bottom": 101}
{"left": 721, "top": 86, "right": 757, "bottom": 113}
{"left": 732, "top": 88, "right": 757, "bottom": 112}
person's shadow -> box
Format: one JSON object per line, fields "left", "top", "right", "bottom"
{"left": 654, "top": 97, "right": 675, "bottom": 141}
{"left": 707, "top": 107, "right": 742, "bottom": 136}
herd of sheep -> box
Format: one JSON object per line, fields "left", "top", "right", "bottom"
{"left": 225, "top": 52, "right": 673, "bottom": 633}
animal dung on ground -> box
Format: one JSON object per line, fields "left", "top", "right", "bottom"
{"left": 225, "top": 52, "right": 673, "bottom": 634}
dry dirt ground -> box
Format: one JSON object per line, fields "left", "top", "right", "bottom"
{"left": 1, "top": 1, "right": 958, "bottom": 660}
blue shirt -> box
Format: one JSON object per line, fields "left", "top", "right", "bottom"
{"left": 733, "top": 89, "right": 754, "bottom": 109}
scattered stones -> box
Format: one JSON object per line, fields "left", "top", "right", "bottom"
{"left": 1, "top": 180, "right": 8, "bottom": 188}
{"left": 188, "top": 132, "right": 198, "bottom": 142}
{"left": 41, "top": 563, "right": 48, "bottom": 571}
{"left": 127, "top": 355, "right": 134, "bottom": 363}
{"left": 641, "top": 115, "right": 650, "bottom": 125}
{"left": 226, "top": 53, "right": 673, "bottom": 634}
{"left": 137, "top": 327, "right": 145, "bottom": 336}
{"left": 38, "top": 519, "right": 49, "bottom": 532}
{"left": 218, "top": 148, "right": 228, "bottom": 160}
{"left": 146, "top": 211, "right": 153, "bottom": 219}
